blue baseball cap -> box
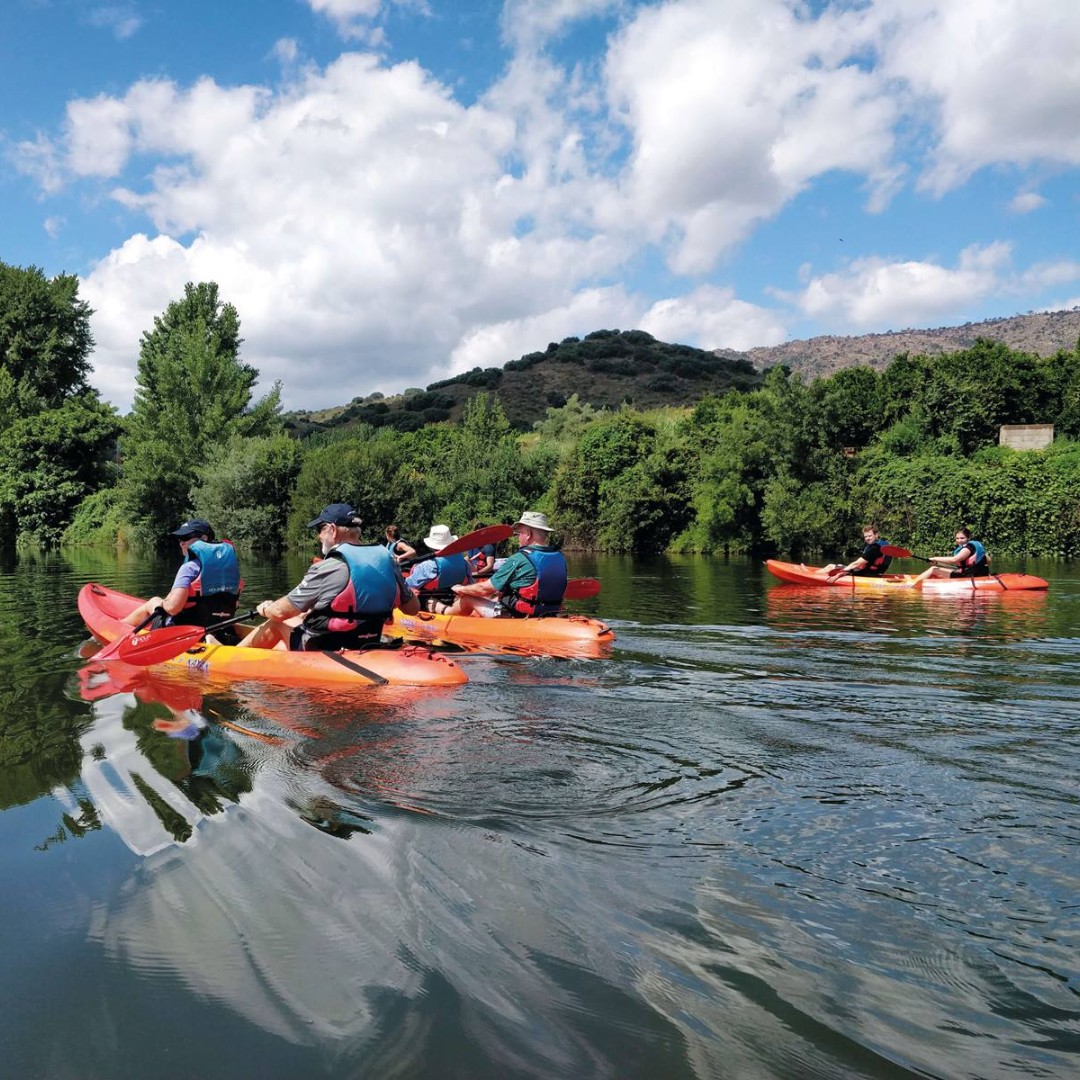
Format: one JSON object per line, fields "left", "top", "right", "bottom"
{"left": 306, "top": 503, "right": 362, "bottom": 529}
{"left": 169, "top": 518, "right": 214, "bottom": 540}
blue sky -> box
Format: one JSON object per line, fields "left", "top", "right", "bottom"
{"left": 3, "top": 0, "right": 1079, "bottom": 411}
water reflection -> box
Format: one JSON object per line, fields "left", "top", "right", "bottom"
{"left": 764, "top": 581, "right": 1053, "bottom": 639}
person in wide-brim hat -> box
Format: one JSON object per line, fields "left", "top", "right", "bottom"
{"left": 446, "top": 510, "right": 566, "bottom": 619}
{"left": 406, "top": 524, "right": 470, "bottom": 613}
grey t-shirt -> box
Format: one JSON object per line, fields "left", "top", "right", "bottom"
{"left": 286, "top": 545, "right": 408, "bottom": 614}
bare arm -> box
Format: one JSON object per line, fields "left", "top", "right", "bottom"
{"left": 452, "top": 579, "right": 498, "bottom": 599}
{"left": 257, "top": 596, "right": 303, "bottom": 622}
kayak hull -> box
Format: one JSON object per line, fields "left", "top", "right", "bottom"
{"left": 79, "top": 583, "right": 467, "bottom": 687}
{"left": 764, "top": 560, "right": 1048, "bottom": 592}
{"left": 387, "top": 608, "right": 614, "bottom": 657}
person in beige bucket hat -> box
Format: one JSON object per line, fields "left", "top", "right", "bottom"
{"left": 448, "top": 510, "right": 566, "bottom": 618}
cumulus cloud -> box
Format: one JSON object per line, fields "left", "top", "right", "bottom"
{"left": 789, "top": 242, "right": 1015, "bottom": 329}
{"left": 870, "top": 0, "right": 1080, "bottom": 192}
{"left": 605, "top": 0, "right": 901, "bottom": 274}
{"left": 640, "top": 286, "right": 787, "bottom": 352}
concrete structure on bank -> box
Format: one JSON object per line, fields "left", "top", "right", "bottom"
{"left": 999, "top": 424, "right": 1053, "bottom": 450}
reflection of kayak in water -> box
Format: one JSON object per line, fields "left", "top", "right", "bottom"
{"left": 764, "top": 560, "right": 1049, "bottom": 592}
{"left": 386, "top": 608, "right": 614, "bottom": 657}
{"left": 79, "top": 583, "right": 468, "bottom": 688}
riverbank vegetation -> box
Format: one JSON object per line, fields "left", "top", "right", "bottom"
{"left": 3, "top": 261, "right": 1079, "bottom": 559}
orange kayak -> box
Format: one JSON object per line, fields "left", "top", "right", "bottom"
{"left": 79, "top": 583, "right": 468, "bottom": 687}
{"left": 386, "top": 608, "right": 615, "bottom": 657}
{"left": 765, "top": 560, "right": 1049, "bottom": 592}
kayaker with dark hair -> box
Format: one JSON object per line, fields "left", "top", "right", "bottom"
{"left": 239, "top": 503, "right": 419, "bottom": 651}
{"left": 384, "top": 524, "right": 416, "bottom": 563}
{"left": 122, "top": 518, "right": 243, "bottom": 642}
{"left": 406, "top": 523, "right": 472, "bottom": 614}
{"left": 448, "top": 511, "right": 567, "bottom": 618}
{"left": 824, "top": 524, "right": 891, "bottom": 578}
{"left": 465, "top": 519, "right": 497, "bottom": 578}
{"left": 908, "top": 528, "right": 990, "bottom": 586}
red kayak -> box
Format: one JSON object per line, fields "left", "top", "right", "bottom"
{"left": 765, "top": 559, "right": 1048, "bottom": 592}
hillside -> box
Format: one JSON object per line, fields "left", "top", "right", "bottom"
{"left": 284, "top": 329, "right": 762, "bottom": 436}
{"left": 716, "top": 307, "right": 1080, "bottom": 380}
{"left": 283, "top": 308, "right": 1080, "bottom": 439}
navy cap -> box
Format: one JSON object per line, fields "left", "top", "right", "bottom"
{"left": 306, "top": 503, "right": 362, "bottom": 529}
{"left": 169, "top": 518, "right": 214, "bottom": 540}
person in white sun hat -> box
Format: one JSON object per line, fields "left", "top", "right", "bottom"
{"left": 405, "top": 523, "right": 472, "bottom": 613}
{"left": 447, "top": 511, "right": 567, "bottom": 618}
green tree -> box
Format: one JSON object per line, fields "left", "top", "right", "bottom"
{"left": 0, "top": 394, "right": 120, "bottom": 547}
{"left": 0, "top": 261, "right": 94, "bottom": 418}
{"left": 191, "top": 433, "right": 303, "bottom": 550}
{"left": 120, "top": 282, "right": 281, "bottom": 546}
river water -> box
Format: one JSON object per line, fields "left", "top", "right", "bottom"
{"left": 1, "top": 547, "right": 1078, "bottom": 1079}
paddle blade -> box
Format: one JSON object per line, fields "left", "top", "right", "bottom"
{"left": 437, "top": 524, "right": 513, "bottom": 559}
{"left": 564, "top": 577, "right": 601, "bottom": 600}
{"left": 94, "top": 609, "right": 161, "bottom": 660}
{"left": 115, "top": 624, "right": 206, "bottom": 666}
{"left": 880, "top": 545, "right": 913, "bottom": 558}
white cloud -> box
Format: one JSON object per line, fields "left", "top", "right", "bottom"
{"left": 870, "top": 0, "right": 1080, "bottom": 192}
{"left": 449, "top": 286, "right": 641, "bottom": 374}
{"left": 87, "top": 5, "right": 143, "bottom": 40}
{"left": 1009, "top": 191, "right": 1046, "bottom": 214}
{"left": 43, "top": 216, "right": 64, "bottom": 239}
{"left": 604, "top": 0, "right": 901, "bottom": 274}
{"left": 500, "top": 0, "right": 622, "bottom": 50}
{"left": 790, "top": 242, "right": 1014, "bottom": 329}
{"left": 640, "top": 286, "right": 786, "bottom": 352}
{"left": 305, "top": 0, "right": 384, "bottom": 41}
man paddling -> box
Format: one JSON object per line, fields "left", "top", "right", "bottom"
{"left": 823, "top": 524, "right": 891, "bottom": 578}
{"left": 122, "top": 518, "right": 243, "bottom": 643}
{"left": 239, "top": 503, "right": 418, "bottom": 651}
{"left": 447, "top": 511, "right": 567, "bottom": 618}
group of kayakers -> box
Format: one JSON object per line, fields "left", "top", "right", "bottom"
{"left": 824, "top": 524, "right": 990, "bottom": 583}
{"left": 123, "top": 505, "right": 570, "bottom": 653}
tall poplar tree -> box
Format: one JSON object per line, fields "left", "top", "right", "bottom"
{"left": 120, "top": 282, "right": 281, "bottom": 546}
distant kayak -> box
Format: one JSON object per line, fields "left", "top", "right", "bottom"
{"left": 764, "top": 560, "right": 1049, "bottom": 592}
{"left": 79, "top": 583, "right": 468, "bottom": 688}
{"left": 386, "top": 608, "right": 614, "bottom": 657}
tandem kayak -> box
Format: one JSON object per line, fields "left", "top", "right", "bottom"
{"left": 79, "top": 583, "right": 468, "bottom": 687}
{"left": 764, "top": 560, "right": 1049, "bottom": 592}
{"left": 386, "top": 608, "right": 615, "bottom": 657}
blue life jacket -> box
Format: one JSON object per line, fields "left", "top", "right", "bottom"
{"left": 502, "top": 547, "right": 567, "bottom": 617}
{"left": 953, "top": 539, "right": 988, "bottom": 576}
{"left": 416, "top": 553, "right": 470, "bottom": 593}
{"left": 174, "top": 540, "right": 241, "bottom": 629}
{"left": 304, "top": 544, "right": 400, "bottom": 647}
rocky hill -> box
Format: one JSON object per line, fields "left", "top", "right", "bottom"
{"left": 715, "top": 307, "right": 1080, "bottom": 380}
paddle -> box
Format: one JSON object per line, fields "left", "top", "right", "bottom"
{"left": 401, "top": 524, "right": 513, "bottom": 568}
{"left": 564, "top": 577, "right": 600, "bottom": 599}
{"left": 114, "top": 609, "right": 259, "bottom": 666}
{"left": 94, "top": 608, "right": 163, "bottom": 661}
{"left": 880, "top": 545, "right": 1008, "bottom": 590}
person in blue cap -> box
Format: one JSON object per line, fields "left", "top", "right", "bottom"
{"left": 122, "top": 518, "right": 243, "bottom": 642}
{"left": 240, "top": 503, "right": 419, "bottom": 651}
